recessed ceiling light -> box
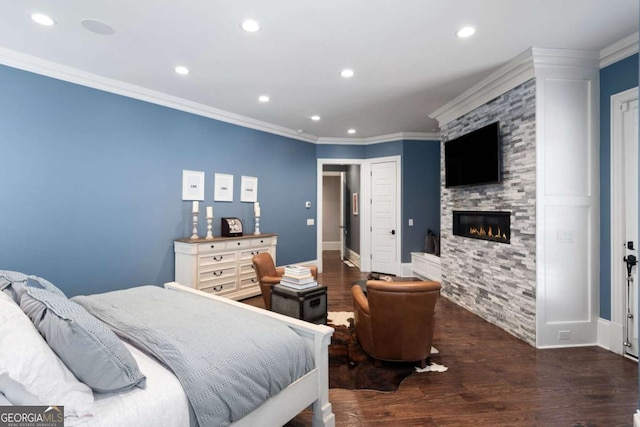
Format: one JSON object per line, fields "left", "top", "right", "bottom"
{"left": 311, "top": 115, "right": 321, "bottom": 121}
{"left": 241, "top": 19, "right": 260, "bottom": 33}
{"left": 347, "top": 129, "right": 356, "bottom": 135}
{"left": 341, "top": 69, "right": 355, "bottom": 78}
{"left": 174, "top": 66, "right": 190, "bottom": 75}
{"left": 456, "top": 26, "right": 476, "bottom": 38}
{"left": 31, "top": 13, "right": 55, "bottom": 26}
{"left": 258, "top": 95, "right": 270, "bottom": 103}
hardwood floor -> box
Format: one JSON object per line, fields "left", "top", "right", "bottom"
{"left": 243, "top": 251, "right": 639, "bottom": 426}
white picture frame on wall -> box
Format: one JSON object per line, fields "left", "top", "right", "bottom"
{"left": 240, "top": 176, "right": 258, "bottom": 202}
{"left": 182, "top": 170, "right": 205, "bottom": 201}
{"left": 214, "top": 173, "right": 234, "bottom": 202}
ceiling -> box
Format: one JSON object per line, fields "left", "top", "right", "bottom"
{"left": 0, "top": 1, "right": 638, "bottom": 141}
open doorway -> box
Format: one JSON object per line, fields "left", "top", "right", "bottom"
{"left": 321, "top": 165, "right": 361, "bottom": 270}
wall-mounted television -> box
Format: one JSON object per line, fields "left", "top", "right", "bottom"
{"left": 444, "top": 121, "right": 501, "bottom": 188}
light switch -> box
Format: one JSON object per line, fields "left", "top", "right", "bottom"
{"left": 408, "top": 219, "right": 414, "bottom": 226}
{"left": 305, "top": 201, "right": 311, "bottom": 208}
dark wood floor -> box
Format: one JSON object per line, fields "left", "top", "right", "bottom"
{"left": 243, "top": 251, "right": 639, "bottom": 426}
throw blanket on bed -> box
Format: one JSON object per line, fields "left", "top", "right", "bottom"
{"left": 72, "top": 286, "right": 313, "bottom": 427}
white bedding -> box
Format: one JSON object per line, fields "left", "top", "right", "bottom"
{"left": 81, "top": 343, "right": 191, "bottom": 427}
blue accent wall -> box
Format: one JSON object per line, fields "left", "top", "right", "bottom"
{"left": 318, "top": 140, "right": 441, "bottom": 263}
{"left": 599, "top": 53, "right": 639, "bottom": 320}
{"left": 402, "top": 140, "right": 441, "bottom": 262}
{"left": 0, "top": 65, "right": 317, "bottom": 296}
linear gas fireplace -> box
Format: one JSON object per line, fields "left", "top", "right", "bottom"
{"left": 453, "top": 211, "right": 511, "bottom": 244}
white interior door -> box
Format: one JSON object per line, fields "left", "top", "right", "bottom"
{"left": 622, "top": 96, "right": 639, "bottom": 358}
{"left": 370, "top": 160, "right": 398, "bottom": 274}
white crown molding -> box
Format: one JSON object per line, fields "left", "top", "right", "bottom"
{"left": 0, "top": 47, "right": 320, "bottom": 144}
{"left": 317, "top": 132, "right": 440, "bottom": 145}
{"left": 430, "top": 47, "right": 602, "bottom": 127}
{"left": 429, "top": 49, "right": 535, "bottom": 127}
{"left": 600, "top": 32, "right": 639, "bottom": 69}
{"left": 0, "top": 47, "right": 443, "bottom": 146}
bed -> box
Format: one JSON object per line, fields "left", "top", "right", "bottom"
{"left": 0, "top": 271, "right": 335, "bottom": 427}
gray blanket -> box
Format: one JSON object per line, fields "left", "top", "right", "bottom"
{"left": 72, "top": 286, "right": 313, "bottom": 427}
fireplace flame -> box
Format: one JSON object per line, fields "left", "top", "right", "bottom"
{"left": 469, "top": 226, "right": 508, "bottom": 241}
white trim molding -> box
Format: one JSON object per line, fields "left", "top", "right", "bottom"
{"left": 0, "top": 47, "right": 439, "bottom": 146}
{"left": 430, "top": 48, "right": 600, "bottom": 128}
{"left": 600, "top": 32, "right": 639, "bottom": 69}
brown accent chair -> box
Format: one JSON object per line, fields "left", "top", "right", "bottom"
{"left": 252, "top": 253, "right": 318, "bottom": 310}
{"left": 352, "top": 280, "right": 441, "bottom": 368}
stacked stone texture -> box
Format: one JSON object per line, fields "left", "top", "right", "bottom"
{"left": 440, "top": 78, "right": 537, "bottom": 345}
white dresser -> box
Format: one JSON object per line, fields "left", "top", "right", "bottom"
{"left": 411, "top": 252, "right": 441, "bottom": 281}
{"left": 174, "top": 234, "right": 277, "bottom": 300}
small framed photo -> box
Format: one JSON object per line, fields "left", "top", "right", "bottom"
{"left": 214, "top": 173, "right": 234, "bottom": 202}
{"left": 352, "top": 193, "right": 358, "bottom": 215}
{"left": 182, "top": 170, "right": 205, "bottom": 201}
{"left": 240, "top": 176, "right": 258, "bottom": 202}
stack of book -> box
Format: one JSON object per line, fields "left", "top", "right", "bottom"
{"left": 280, "top": 265, "right": 317, "bottom": 290}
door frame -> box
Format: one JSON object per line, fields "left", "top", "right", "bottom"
{"left": 317, "top": 158, "right": 366, "bottom": 273}
{"left": 610, "top": 86, "right": 639, "bottom": 356}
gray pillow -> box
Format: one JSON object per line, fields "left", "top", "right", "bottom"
{"left": 20, "top": 287, "right": 146, "bottom": 393}
{"left": 0, "top": 271, "right": 66, "bottom": 304}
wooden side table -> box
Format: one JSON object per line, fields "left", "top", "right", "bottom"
{"left": 271, "top": 284, "right": 327, "bottom": 325}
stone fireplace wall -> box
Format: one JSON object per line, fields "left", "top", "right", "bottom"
{"left": 440, "top": 79, "right": 537, "bottom": 345}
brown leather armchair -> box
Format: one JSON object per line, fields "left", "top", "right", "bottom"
{"left": 352, "top": 280, "right": 441, "bottom": 368}
{"left": 252, "top": 253, "right": 318, "bottom": 310}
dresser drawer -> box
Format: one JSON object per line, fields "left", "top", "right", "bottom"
{"left": 239, "top": 276, "right": 260, "bottom": 289}
{"left": 239, "top": 263, "right": 256, "bottom": 276}
{"left": 199, "top": 251, "right": 237, "bottom": 269}
{"left": 198, "top": 241, "right": 228, "bottom": 253}
{"left": 198, "top": 265, "right": 237, "bottom": 283}
{"left": 227, "top": 239, "right": 251, "bottom": 250}
{"left": 239, "top": 247, "right": 270, "bottom": 262}
{"left": 198, "top": 280, "right": 236, "bottom": 295}
{"left": 250, "top": 236, "right": 275, "bottom": 247}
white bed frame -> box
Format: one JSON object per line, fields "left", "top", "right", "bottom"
{"left": 164, "top": 282, "right": 336, "bottom": 427}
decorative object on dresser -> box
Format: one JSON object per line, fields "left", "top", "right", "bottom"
{"left": 174, "top": 234, "right": 277, "bottom": 301}
{"left": 190, "top": 200, "right": 200, "bottom": 239}
{"left": 221, "top": 217, "right": 243, "bottom": 237}
{"left": 205, "top": 206, "right": 214, "bottom": 240}
{"left": 254, "top": 201, "right": 261, "bottom": 235}
{"left": 271, "top": 284, "right": 327, "bottom": 325}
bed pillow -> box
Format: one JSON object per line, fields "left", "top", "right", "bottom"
{"left": 0, "top": 373, "right": 42, "bottom": 405}
{"left": 0, "top": 270, "right": 66, "bottom": 303}
{"left": 21, "top": 287, "right": 146, "bottom": 393}
{"left": 0, "top": 293, "right": 94, "bottom": 417}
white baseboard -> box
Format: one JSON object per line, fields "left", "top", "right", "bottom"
{"left": 322, "top": 241, "right": 341, "bottom": 251}
{"left": 345, "top": 248, "right": 361, "bottom": 269}
{"left": 597, "top": 317, "right": 624, "bottom": 355}
{"left": 634, "top": 410, "right": 640, "bottom": 427}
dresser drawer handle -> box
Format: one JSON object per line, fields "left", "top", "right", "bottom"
{"left": 213, "top": 271, "right": 223, "bottom": 277}
{"left": 210, "top": 245, "right": 216, "bottom": 249}
{"left": 251, "top": 251, "right": 258, "bottom": 256}
{"left": 213, "top": 285, "right": 223, "bottom": 292}
{"left": 310, "top": 298, "right": 321, "bottom": 307}
{"left": 237, "top": 242, "right": 241, "bottom": 246}
{"left": 213, "top": 256, "right": 223, "bottom": 261}
{"left": 251, "top": 278, "right": 257, "bottom": 283}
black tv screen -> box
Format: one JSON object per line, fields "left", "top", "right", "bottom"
{"left": 444, "top": 121, "right": 501, "bottom": 188}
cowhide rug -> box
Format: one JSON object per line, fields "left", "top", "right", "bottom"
{"left": 326, "top": 311, "right": 447, "bottom": 392}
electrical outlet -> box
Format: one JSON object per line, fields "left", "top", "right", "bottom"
{"left": 408, "top": 219, "right": 414, "bottom": 226}
{"left": 307, "top": 218, "right": 314, "bottom": 226}
{"left": 558, "top": 330, "right": 571, "bottom": 340}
